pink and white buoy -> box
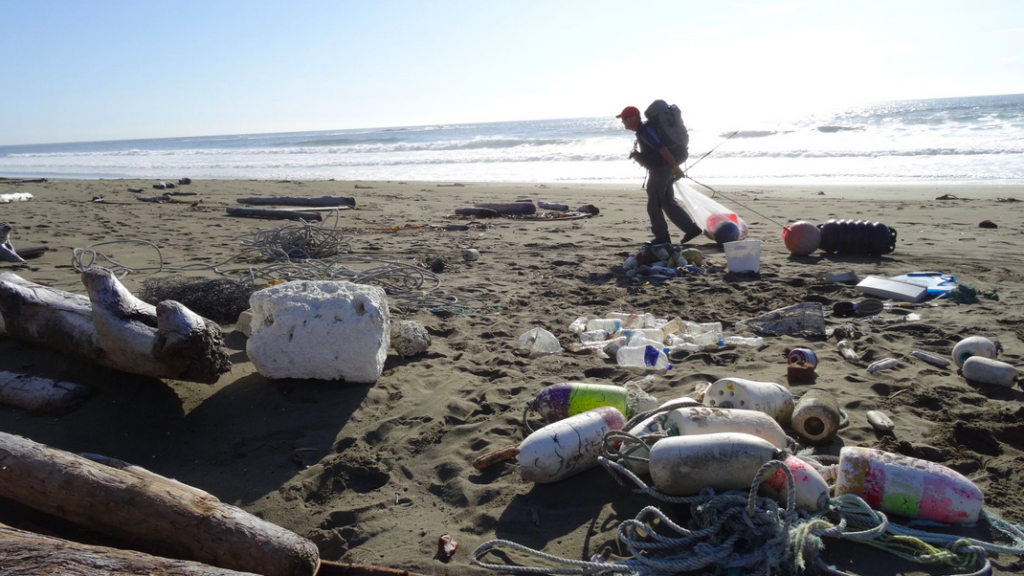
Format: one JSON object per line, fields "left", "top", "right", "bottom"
{"left": 835, "top": 447, "right": 983, "bottom": 524}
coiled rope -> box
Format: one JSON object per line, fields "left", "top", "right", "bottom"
{"left": 472, "top": 454, "right": 1024, "bottom": 576}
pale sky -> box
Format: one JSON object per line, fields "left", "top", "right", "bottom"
{"left": 1, "top": 0, "right": 1022, "bottom": 146}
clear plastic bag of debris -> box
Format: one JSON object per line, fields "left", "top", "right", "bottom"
{"left": 738, "top": 302, "right": 826, "bottom": 337}
{"left": 516, "top": 327, "right": 562, "bottom": 355}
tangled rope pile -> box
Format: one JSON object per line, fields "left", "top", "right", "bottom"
{"left": 471, "top": 456, "right": 1024, "bottom": 576}
{"left": 69, "top": 215, "right": 480, "bottom": 308}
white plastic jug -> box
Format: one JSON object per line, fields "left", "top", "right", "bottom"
{"left": 723, "top": 240, "right": 761, "bottom": 273}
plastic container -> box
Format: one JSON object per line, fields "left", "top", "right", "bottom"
{"left": 962, "top": 357, "right": 1019, "bottom": 387}
{"left": 866, "top": 410, "right": 894, "bottom": 433}
{"left": 762, "top": 455, "right": 830, "bottom": 512}
{"left": 621, "top": 328, "right": 667, "bottom": 344}
{"left": 867, "top": 358, "right": 900, "bottom": 373}
{"left": 616, "top": 345, "right": 672, "bottom": 370}
{"left": 818, "top": 219, "right": 897, "bottom": 256}
{"left": 837, "top": 340, "right": 859, "bottom": 362}
{"left": 787, "top": 348, "right": 818, "bottom": 368}
{"left": 952, "top": 336, "right": 997, "bottom": 368}
{"left": 723, "top": 240, "right": 762, "bottom": 273}
{"left": 648, "top": 432, "right": 778, "bottom": 495}
{"left": 586, "top": 318, "right": 623, "bottom": 333}
{"left": 702, "top": 378, "right": 794, "bottom": 425}
{"left": 517, "top": 407, "right": 626, "bottom": 483}
{"left": 516, "top": 328, "right": 562, "bottom": 355}
{"left": 791, "top": 390, "right": 841, "bottom": 444}
{"left": 835, "top": 447, "right": 983, "bottom": 523}
{"left": 912, "top": 350, "right": 949, "bottom": 368}
{"left": 723, "top": 336, "right": 764, "bottom": 347}
{"left": 666, "top": 406, "right": 788, "bottom": 449}
{"left": 528, "top": 383, "right": 631, "bottom": 423}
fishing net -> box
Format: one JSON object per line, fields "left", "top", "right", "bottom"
{"left": 139, "top": 277, "right": 259, "bottom": 324}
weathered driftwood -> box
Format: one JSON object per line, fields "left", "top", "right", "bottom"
{"left": 237, "top": 195, "right": 355, "bottom": 207}
{"left": 226, "top": 207, "right": 323, "bottom": 221}
{"left": 1, "top": 222, "right": 26, "bottom": 263}
{"left": 0, "top": 270, "right": 231, "bottom": 383}
{"left": 316, "top": 560, "right": 432, "bottom": 576}
{"left": 0, "top": 522, "right": 260, "bottom": 576}
{"left": 0, "top": 432, "right": 320, "bottom": 576}
{"left": 137, "top": 193, "right": 172, "bottom": 202}
{"left": 0, "top": 371, "right": 90, "bottom": 414}
{"left": 472, "top": 202, "right": 537, "bottom": 215}
{"left": 0, "top": 192, "right": 33, "bottom": 203}
{"left": 454, "top": 207, "right": 499, "bottom": 218}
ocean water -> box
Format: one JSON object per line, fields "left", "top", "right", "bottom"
{"left": 1, "top": 93, "right": 1022, "bottom": 184}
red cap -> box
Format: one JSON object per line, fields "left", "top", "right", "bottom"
{"left": 616, "top": 106, "right": 640, "bottom": 119}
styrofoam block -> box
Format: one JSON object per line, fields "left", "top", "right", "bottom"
{"left": 246, "top": 281, "right": 390, "bottom": 382}
{"left": 391, "top": 320, "right": 430, "bottom": 357}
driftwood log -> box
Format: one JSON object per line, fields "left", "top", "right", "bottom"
{"left": 237, "top": 196, "right": 355, "bottom": 207}
{"left": 472, "top": 202, "right": 536, "bottom": 215}
{"left": 0, "top": 432, "right": 320, "bottom": 576}
{"left": 453, "top": 207, "right": 499, "bottom": 218}
{"left": 137, "top": 193, "right": 172, "bottom": 202}
{"left": 226, "top": 207, "right": 324, "bottom": 221}
{"left": 0, "top": 371, "right": 90, "bottom": 414}
{"left": 0, "top": 522, "right": 261, "bottom": 576}
{"left": 0, "top": 270, "right": 231, "bottom": 383}
{"left": 1, "top": 222, "right": 25, "bottom": 263}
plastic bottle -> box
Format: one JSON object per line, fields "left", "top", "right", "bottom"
{"left": 649, "top": 432, "right": 777, "bottom": 495}
{"left": 627, "top": 336, "right": 666, "bottom": 350}
{"left": 616, "top": 345, "right": 672, "bottom": 370}
{"left": 837, "top": 340, "right": 858, "bottom": 362}
{"left": 867, "top": 358, "right": 900, "bottom": 373}
{"left": 835, "top": 447, "right": 983, "bottom": 524}
{"left": 912, "top": 350, "right": 950, "bottom": 368}
{"left": 586, "top": 318, "right": 622, "bottom": 333}
{"left": 517, "top": 407, "right": 626, "bottom": 483}
{"left": 567, "top": 336, "right": 626, "bottom": 354}
{"left": 608, "top": 312, "right": 645, "bottom": 329}
{"left": 689, "top": 330, "right": 724, "bottom": 348}
{"left": 621, "top": 328, "right": 667, "bottom": 344}
{"left": 568, "top": 316, "right": 588, "bottom": 334}
{"left": 579, "top": 329, "right": 609, "bottom": 343}
{"left": 664, "top": 342, "right": 702, "bottom": 354}
{"left": 723, "top": 336, "right": 764, "bottom": 347}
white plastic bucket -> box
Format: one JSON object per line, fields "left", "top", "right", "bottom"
{"left": 723, "top": 240, "right": 761, "bottom": 273}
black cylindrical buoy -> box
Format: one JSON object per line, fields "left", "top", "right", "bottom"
{"left": 818, "top": 219, "right": 897, "bottom": 256}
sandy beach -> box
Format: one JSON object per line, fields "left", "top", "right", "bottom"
{"left": 2, "top": 177, "right": 1024, "bottom": 575}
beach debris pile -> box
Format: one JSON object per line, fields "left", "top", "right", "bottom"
{"left": 621, "top": 244, "right": 707, "bottom": 279}
{"left": 561, "top": 311, "right": 763, "bottom": 367}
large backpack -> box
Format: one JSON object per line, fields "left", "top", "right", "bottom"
{"left": 644, "top": 100, "right": 689, "bottom": 164}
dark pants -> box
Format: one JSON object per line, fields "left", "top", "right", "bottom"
{"left": 646, "top": 166, "right": 697, "bottom": 244}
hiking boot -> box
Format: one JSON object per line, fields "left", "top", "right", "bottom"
{"left": 680, "top": 225, "right": 703, "bottom": 245}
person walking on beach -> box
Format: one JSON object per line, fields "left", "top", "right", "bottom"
{"left": 617, "top": 105, "right": 702, "bottom": 245}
